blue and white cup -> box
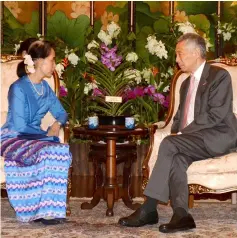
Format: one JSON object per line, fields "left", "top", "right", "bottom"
{"left": 88, "top": 116, "right": 99, "bottom": 129}
{"left": 125, "top": 117, "right": 135, "bottom": 129}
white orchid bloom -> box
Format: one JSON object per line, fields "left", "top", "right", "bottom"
{"left": 98, "top": 30, "right": 112, "bottom": 46}
{"left": 68, "top": 52, "right": 80, "bottom": 66}
{"left": 124, "top": 69, "right": 136, "bottom": 79}
{"left": 177, "top": 21, "right": 197, "bottom": 34}
{"left": 163, "top": 85, "right": 170, "bottom": 93}
{"left": 223, "top": 32, "right": 232, "bottom": 41}
{"left": 107, "top": 21, "right": 121, "bottom": 39}
{"left": 124, "top": 69, "right": 142, "bottom": 84}
{"left": 87, "top": 40, "right": 99, "bottom": 50}
{"left": 84, "top": 82, "right": 98, "bottom": 95}
{"left": 126, "top": 52, "right": 138, "bottom": 62}
{"left": 145, "top": 36, "right": 168, "bottom": 59}
{"left": 141, "top": 68, "right": 152, "bottom": 83}
{"left": 64, "top": 47, "right": 69, "bottom": 57}
{"left": 14, "top": 44, "right": 20, "bottom": 55}
{"left": 55, "top": 63, "right": 65, "bottom": 79}
{"left": 85, "top": 51, "right": 98, "bottom": 63}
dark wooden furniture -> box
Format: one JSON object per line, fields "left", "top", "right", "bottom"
{"left": 73, "top": 125, "right": 150, "bottom": 216}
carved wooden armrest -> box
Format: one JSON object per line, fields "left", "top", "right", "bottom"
{"left": 154, "top": 121, "right": 166, "bottom": 129}
{"left": 63, "top": 122, "right": 70, "bottom": 144}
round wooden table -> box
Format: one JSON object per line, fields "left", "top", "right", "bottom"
{"left": 73, "top": 125, "right": 149, "bottom": 216}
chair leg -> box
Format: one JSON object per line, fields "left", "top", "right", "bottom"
{"left": 66, "top": 165, "right": 73, "bottom": 216}
{"left": 188, "top": 194, "right": 194, "bottom": 208}
{"left": 231, "top": 192, "right": 237, "bottom": 205}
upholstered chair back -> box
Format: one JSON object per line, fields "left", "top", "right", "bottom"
{"left": 210, "top": 62, "right": 237, "bottom": 116}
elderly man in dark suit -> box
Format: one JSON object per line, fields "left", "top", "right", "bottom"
{"left": 118, "top": 33, "right": 237, "bottom": 233}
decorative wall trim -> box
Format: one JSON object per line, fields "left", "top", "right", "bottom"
{"left": 90, "top": 1, "right": 94, "bottom": 27}
{"left": 216, "top": 1, "right": 223, "bottom": 58}
{"left": 169, "top": 1, "right": 175, "bottom": 23}
{"left": 1, "top": 2, "right": 3, "bottom": 45}
{"left": 39, "top": 1, "right": 47, "bottom": 36}
{"left": 129, "top": 1, "right": 136, "bottom": 33}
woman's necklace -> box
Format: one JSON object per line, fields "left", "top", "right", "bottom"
{"left": 29, "top": 79, "right": 44, "bottom": 96}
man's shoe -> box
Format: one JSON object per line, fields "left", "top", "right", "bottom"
{"left": 118, "top": 207, "right": 158, "bottom": 227}
{"left": 159, "top": 213, "right": 196, "bottom": 233}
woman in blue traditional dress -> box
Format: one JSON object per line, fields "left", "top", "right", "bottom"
{"left": 1, "top": 40, "right": 72, "bottom": 225}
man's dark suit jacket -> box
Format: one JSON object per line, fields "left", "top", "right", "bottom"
{"left": 171, "top": 63, "right": 237, "bottom": 156}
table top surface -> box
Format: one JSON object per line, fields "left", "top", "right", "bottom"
{"left": 73, "top": 125, "right": 149, "bottom": 138}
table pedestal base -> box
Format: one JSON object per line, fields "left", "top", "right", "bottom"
{"left": 81, "top": 185, "right": 141, "bottom": 216}
{"left": 73, "top": 126, "right": 150, "bottom": 217}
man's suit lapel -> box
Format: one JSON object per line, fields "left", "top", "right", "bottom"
{"left": 194, "top": 63, "right": 210, "bottom": 117}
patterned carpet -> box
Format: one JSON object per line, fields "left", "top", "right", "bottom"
{"left": 1, "top": 198, "right": 237, "bottom": 238}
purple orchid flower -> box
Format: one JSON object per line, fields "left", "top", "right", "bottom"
{"left": 92, "top": 88, "right": 104, "bottom": 96}
{"left": 123, "top": 89, "right": 136, "bottom": 101}
{"left": 144, "top": 85, "right": 156, "bottom": 96}
{"left": 163, "top": 96, "right": 170, "bottom": 108}
{"left": 152, "top": 93, "right": 165, "bottom": 104}
{"left": 100, "top": 43, "right": 110, "bottom": 52}
{"left": 59, "top": 86, "right": 68, "bottom": 97}
{"left": 134, "top": 86, "right": 145, "bottom": 97}
{"left": 100, "top": 44, "right": 122, "bottom": 71}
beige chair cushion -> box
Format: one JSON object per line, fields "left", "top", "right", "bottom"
{"left": 188, "top": 153, "right": 237, "bottom": 174}
{"left": 187, "top": 153, "right": 237, "bottom": 190}
{"left": 0, "top": 160, "right": 5, "bottom": 184}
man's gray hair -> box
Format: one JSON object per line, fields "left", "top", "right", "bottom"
{"left": 177, "top": 33, "right": 207, "bottom": 59}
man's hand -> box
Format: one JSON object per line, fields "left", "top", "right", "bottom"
{"left": 47, "top": 121, "right": 61, "bottom": 137}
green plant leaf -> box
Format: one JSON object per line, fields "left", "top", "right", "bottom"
{"left": 189, "top": 14, "right": 210, "bottom": 34}
{"left": 24, "top": 11, "right": 39, "bottom": 36}
{"left": 176, "top": 2, "right": 217, "bottom": 15}
{"left": 153, "top": 18, "right": 170, "bottom": 34}
{"left": 3, "top": 6, "right": 23, "bottom": 29}
{"left": 47, "top": 11, "right": 90, "bottom": 49}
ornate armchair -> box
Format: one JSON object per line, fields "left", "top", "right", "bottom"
{"left": 0, "top": 55, "right": 72, "bottom": 215}
{"left": 142, "top": 58, "right": 237, "bottom": 208}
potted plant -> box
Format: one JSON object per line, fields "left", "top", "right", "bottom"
{"left": 84, "top": 21, "right": 141, "bottom": 125}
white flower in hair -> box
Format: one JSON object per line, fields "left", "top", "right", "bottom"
{"left": 23, "top": 54, "right": 35, "bottom": 74}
